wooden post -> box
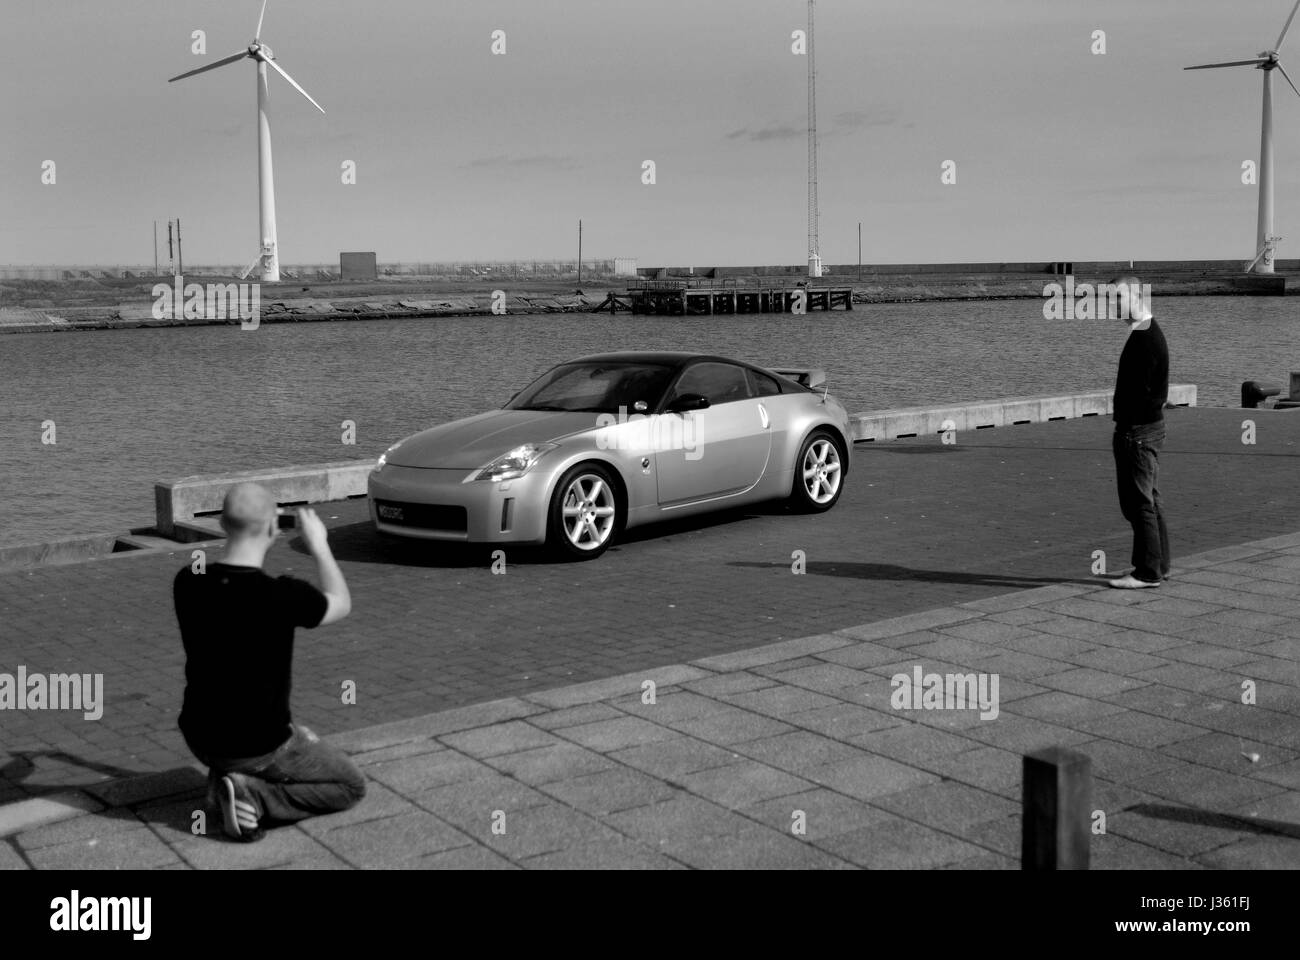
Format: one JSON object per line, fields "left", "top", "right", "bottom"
{"left": 1022, "top": 746, "right": 1092, "bottom": 870}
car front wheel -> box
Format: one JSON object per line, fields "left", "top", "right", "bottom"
{"left": 547, "top": 463, "right": 620, "bottom": 560}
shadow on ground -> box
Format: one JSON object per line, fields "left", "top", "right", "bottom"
{"left": 1129, "top": 803, "right": 1300, "bottom": 841}
{"left": 308, "top": 503, "right": 787, "bottom": 568}
{"left": 730, "top": 559, "right": 1098, "bottom": 589}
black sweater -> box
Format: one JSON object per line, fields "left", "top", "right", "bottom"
{"left": 1112, "top": 318, "right": 1169, "bottom": 427}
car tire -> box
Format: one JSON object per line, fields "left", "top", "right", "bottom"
{"left": 547, "top": 463, "right": 621, "bottom": 560}
{"left": 789, "top": 430, "right": 845, "bottom": 513}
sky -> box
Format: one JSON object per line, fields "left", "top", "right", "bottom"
{"left": 3, "top": 0, "right": 1299, "bottom": 267}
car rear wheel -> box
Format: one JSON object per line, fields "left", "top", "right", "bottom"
{"left": 790, "top": 430, "right": 844, "bottom": 512}
{"left": 547, "top": 463, "right": 620, "bottom": 560}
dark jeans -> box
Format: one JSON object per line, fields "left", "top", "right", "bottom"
{"left": 1112, "top": 421, "right": 1170, "bottom": 582}
{"left": 191, "top": 724, "right": 365, "bottom": 824}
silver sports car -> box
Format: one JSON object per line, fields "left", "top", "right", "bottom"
{"left": 368, "top": 351, "right": 852, "bottom": 559}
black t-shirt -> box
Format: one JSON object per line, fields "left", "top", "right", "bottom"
{"left": 1113, "top": 318, "right": 1169, "bottom": 427}
{"left": 174, "top": 562, "right": 327, "bottom": 758}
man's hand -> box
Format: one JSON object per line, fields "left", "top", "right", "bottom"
{"left": 296, "top": 507, "right": 330, "bottom": 555}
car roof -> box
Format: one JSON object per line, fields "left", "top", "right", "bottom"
{"left": 567, "top": 351, "right": 751, "bottom": 370}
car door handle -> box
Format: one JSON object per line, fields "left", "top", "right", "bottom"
{"left": 758, "top": 403, "right": 769, "bottom": 429}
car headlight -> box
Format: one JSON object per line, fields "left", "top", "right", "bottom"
{"left": 373, "top": 441, "right": 402, "bottom": 474}
{"left": 468, "top": 442, "right": 559, "bottom": 482}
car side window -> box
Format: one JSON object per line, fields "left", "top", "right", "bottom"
{"left": 670, "top": 362, "right": 753, "bottom": 406}
{"left": 747, "top": 369, "right": 783, "bottom": 397}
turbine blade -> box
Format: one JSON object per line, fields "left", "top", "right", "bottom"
{"left": 1278, "top": 61, "right": 1300, "bottom": 99}
{"left": 265, "top": 57, "right": 326, "bottom": 114}
{"left": 1278, "top": 0, "right": 1300, "bottom": 52}
{"left": 256, "top": 0, "right": 268, "bottom": 40}
{"left": 168, "top": 51, "right": 249, "bottom": 82}
{"left": 1184, "top": 59, "right": 1269, "bottom": 70}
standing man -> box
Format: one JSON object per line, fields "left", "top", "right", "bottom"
{"left": 173, "top": 482, "right": 365, "bottom": 841}
{"left": 1107, "top": 276, "right": 1170, "bottom": 589}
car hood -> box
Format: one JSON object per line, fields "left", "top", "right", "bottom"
{"left": 385, "top": 409, "right": 603, "bottom": 469}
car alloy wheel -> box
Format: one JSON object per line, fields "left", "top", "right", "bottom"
{"left": 549, "top": 463, "right": 620, "bottom": 559}
{"left": 791, "top": 431, "right": 844, "bottom": 512}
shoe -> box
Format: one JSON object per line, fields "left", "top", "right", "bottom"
{"left": 1108, "top": 574, "right": 1160, "bottom": 589}
{"left": 218, "top": 774, "right": 265, "bottom": 843}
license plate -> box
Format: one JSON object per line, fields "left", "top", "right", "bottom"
{"left": 378, "top": 504, "right": 404, "bottom": 521}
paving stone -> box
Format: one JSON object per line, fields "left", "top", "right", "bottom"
{"left": 678, "top": 760, "right": 813, "bottom": 810}
{"left": 834, "top": 607, "right": 979, "bottom": 641}
{"left": 733, "top": 730, "right": 864, "bottom": 772}
{"left": 1074, "top": 739, "right": 1190, "bottom": 783}
{"left": 525, "top": 702, "right": 625, "bottom": 730}
{"left": 1073, "top": 711, "right": 1209, "bottom": 748}
{"left": 439, "top": 721, "right": 560, "bottom": 758}
{"left": 1129, "top": 764, "right": 1287, "bottom": 811}
{"left": 315, "top": 811, "right": 472, "bottom": 867}
{"left": 783, "top": 702, "right": 901, "bottom": 740}
{"left": 364, "top": 750, "right": 499, "bottom": 796}
{"left": 691, "top": 634, "right": 851, "bottom": 672}
{"left": 804, "top": 754, "right": 939, "bottom": 800}
{"left": 720, "top": 684, "right": 841, "bottom": 718}
{"left": 1090, "top": 833, "right": 1206, "bottom": 870}
{"left": 873, "top": 780, "right": 1019, "bottom": 831}
{"left": 1197, "top": 837, "right": 1300, "bottom": 869}
{"left": 480, "top": 802, "right": 625, "bottom": 860}
{"left": 409, "top": 845, "right": 519, "bottom": 869}
{"left": 960, "top": 715, "right": 1092, "bottom": 753}
{"left": 295, "top": 782, "right": 415, "bottom": 836}
{"left": 1105, "top": 803, "right": 1253, "bottom": 859}
{"left": 666, "top": 708, "right": 799, "bottom": 746}
{"left": 539, "top": 767, "right": 680, "bottom": 816}
{"left": 1162, "top": 733, "right": 1296, "bottom": 777}
{"left": 349, "top": 739, "right": 446, "bottom": 766}
{"left": 814, "top": 816, "right": 986, "bottom": 869}
{"left": 611, "top": 689, "right": 735, "bottom": 723}
{"left": 411, "top": 776, "right": 551, "bottom": 835}
{"left": 0, "top": 842, "right": 30, "bottom": 870}
{"left": 520, "top": 837, "right": 685, "bottom": 870}
{"left": 555, "top": 716, "right": 678, "bottom": 753}
{"left": 766, "top": 662, "right": 876, "bottom": 693}
{"left": 608, "top": 737, "right": 742, "bottom": 781}
{"left": 816, "top": 641, "right": 917, "bottom": 670}
{"left": 1034, "top": 667, "right": 1149, "bottom": 698}
{"left": 24, "top": 829, "right": 182, "bottom": 870}
{"left": 606, "top": 795, "right": 755, "bottom": 845}
{"left": 740, "top": 787, "right": 896, "bottom": 838}
{"left": 526, "top": 666, "right": 711, "bottom": 709}
{"left": 173, "top": 825, "right": 333, "bottom": 870}
{"left": 927, "top": 746, "right": 1025, "bottom": 800}
{"left": 0, "top": 792, "right": 104, "bottom": 838}
{"left": 482, "top": 742, "right": 617, "bottom": 785}
{"left": 15, "top": 807, "right": 145, "bottom": 850}
{"left": 680, "top": 671, "right": 778, "bottom": 698}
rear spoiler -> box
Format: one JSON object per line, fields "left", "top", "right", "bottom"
{"left": 768, "top": 366, "right": 827, "bottom": 392}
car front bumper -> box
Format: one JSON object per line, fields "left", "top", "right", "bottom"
{"left": 367, "top": 464, "right": 551, "bottom": 544}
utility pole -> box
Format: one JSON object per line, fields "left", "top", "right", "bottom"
{"left": 176, "top": 218, "right": 183, "bottom": 277}
{"left": 858, "top": 222, "right": 862, "bottom": 282}
{"left": 578, "top": 219, "right": 583, "bottom": 284}
{"left": 154, "top": 221, "right": 159, "bottom": 276}
{"left": 168, "top": 221, "right": 175, "bottom": 276}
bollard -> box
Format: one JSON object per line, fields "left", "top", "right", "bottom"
{"left": 1242, "top": 380, "right": 1282, "bottom": 409}
{"left": 1022, "top": 746, "right": 1092, "bottom": 870}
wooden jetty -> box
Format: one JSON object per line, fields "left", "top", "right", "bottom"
{"left": 626, "top": 278, "right": 854, "bottom": 316}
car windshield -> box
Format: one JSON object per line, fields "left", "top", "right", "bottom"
{"left": 506, "top": 362, "right": 678, "bottom": 414}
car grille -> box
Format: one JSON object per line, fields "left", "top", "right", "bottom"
{"left": 374, "top": 500, "right": 468, "bottom": 533}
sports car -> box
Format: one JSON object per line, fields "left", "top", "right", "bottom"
{"left": 368, "top": 351, "right": 852, "bottom": 559}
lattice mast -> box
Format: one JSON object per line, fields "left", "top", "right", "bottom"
{"left": 807, "top": 0, "right": 822, "bottom": 277}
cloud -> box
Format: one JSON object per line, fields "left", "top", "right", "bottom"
{"left": 462, "top": 154, "right": 579, "bottom": 171}
{"left": 725, "top": 124, "right": 804, "bottom": 142}
{"left": 726, "top": 107, "right": 906, "bottom": 143}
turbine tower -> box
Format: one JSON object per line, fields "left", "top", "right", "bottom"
{"left": 1185, "top": 0, "right": 1300, "bottom": 274}
{"left": 807, "top": 0, "right": 822, "bottom": 278}
{"left": 168, "top": 0, "right": 325, "bottom": 283}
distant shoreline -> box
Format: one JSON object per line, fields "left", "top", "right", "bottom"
{"left": 0, "top": 271, "right": 1289, "bottom": 334}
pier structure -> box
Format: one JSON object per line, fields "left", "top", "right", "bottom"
{"left": 626, "top": 278, "right": 853, "bottom": 316}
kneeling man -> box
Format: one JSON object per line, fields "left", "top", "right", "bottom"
{"left": 173, "top": 482, "right": 365, "bottom": 841}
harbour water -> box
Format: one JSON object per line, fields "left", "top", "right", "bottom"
{"left": 0, "top": 295, "right": 1294, "bottom": 548}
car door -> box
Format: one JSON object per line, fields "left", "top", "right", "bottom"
{"left": 654, "top": 361, "right": 772, "bottom": 506}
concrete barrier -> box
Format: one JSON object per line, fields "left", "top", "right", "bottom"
{"left": 155, "top": 459, "right": 376, "bottom": 539}
{"left": 850, "top": 385, "right": 1196, "bottom": 442}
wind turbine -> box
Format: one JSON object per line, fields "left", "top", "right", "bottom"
{"left": 168, "top": 0, "right": 325, "bottom": 283}
{"left": 1185, "top": 0, "right": 1300, "bottom": 274}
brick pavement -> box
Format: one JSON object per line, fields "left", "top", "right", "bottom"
{"left": 0, "top": 406, "right": 1297, "bottom": 810}
{"left": 2, "top": 530, "right": 1298, "bottom": 868}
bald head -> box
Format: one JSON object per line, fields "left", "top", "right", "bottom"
{"left": 221, "top": 482, "right": 277, "bottom": 538}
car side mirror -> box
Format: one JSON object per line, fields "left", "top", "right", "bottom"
{"left": 668, "top": 393, "right": 710, "bottom": 413}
